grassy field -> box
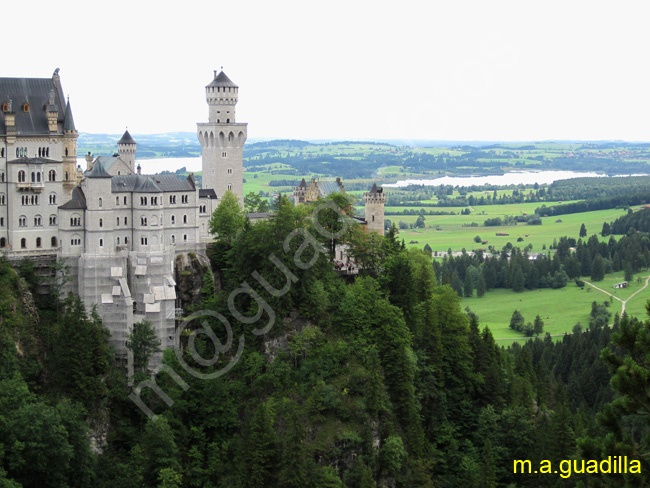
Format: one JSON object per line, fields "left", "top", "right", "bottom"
{"left": 461, "top": 284, "right": 622, "bottom": 345}
{"left": 391, "top": 205, "right": 628, "bottom": 253}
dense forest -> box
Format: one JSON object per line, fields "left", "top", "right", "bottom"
{"left": 2, "top": 194, "right": 650, "bottom": 487}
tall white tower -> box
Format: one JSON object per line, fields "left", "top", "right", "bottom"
{"left": 197, "top": 70, "right": 247, "bottom": 200}
{"left": 117, "top": 130, "right": 137, "bottom": 173}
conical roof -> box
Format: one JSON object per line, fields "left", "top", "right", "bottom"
{"left": 118, "top": 130, "right": 136, "bottom": 145}
{"left": 368, "top": 183, "right": 381, "bottom": 193}
{"left": 63, "top": 98, "right": 75, "bottom": 132}
{"left": 85, "top": 160, "right": 112, "bottom": 178}
{"left": 207, "top": 70, "right": 237, "bottom": 88}
{"left": 298, "top": 178, "right": 307, "bottom": 188}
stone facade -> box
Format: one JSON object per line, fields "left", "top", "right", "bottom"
{"left": 0, "top": 69, "right": 244, "bottom": 367}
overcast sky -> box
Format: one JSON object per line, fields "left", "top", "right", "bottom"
{"left": 5, "top": 1, "right": 648, "bottom": 142}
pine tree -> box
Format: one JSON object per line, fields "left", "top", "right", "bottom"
{"left": 579, "top": 223, "right": 587, "bottom": 238}
{"left": 247, "top": 402, "right": 278, "bottom": 488}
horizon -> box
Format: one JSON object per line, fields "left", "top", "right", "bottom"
{"left": 5, "top": 1, "right": 650, "bottom": 142}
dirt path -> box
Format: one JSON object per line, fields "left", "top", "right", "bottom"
{"left": 495, "top": 275, "right": 650, "bottom": 341}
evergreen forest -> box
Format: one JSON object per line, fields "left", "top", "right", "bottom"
{"left": 2, "top": 194, "right": 650, "bottom": 487}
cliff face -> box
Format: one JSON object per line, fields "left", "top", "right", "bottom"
{"left": 174, "top": 252, "right": 217, "bottom": 312}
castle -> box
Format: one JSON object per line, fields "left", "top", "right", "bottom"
{"left": 0, "top": 69, "right": 246, "bottom": 364}
{"left": 0, "top": 69, "right": 384, "bottom": 366}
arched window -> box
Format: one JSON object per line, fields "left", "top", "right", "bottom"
{"left": 1, "top": 172, "right": 4, "bottom": 182}
{"left": 117, "top": 217, "right": 120, "bottom": 226}
{"left": 36, "top": 172, "right": 41, "bottom": 182}
{"left": 20, "top": 238, "right": 26, "bottom": 249}
{"left": 184, "top": 234, "right": 187, "bottom": 242}
{"left": 65, "top": 171, "right": 69, "bottom": 181}
{"left": 49, "top": 193, "right": 56, "bottom": 205}
{"left": 51, "top": 236, "right": 57, "bottom": 247}
{"left": 183, "top": 214, "right": 187, "bottom": 224}
{"left": 36, "top": 237, "right": 42, "bottom": 248}
{"left": 98, "top": 197, "right": 102, "bottom": 208}
{"left": 49, "top": 215, "right": 56, "bottom": 226}
{"left": 48, "top": 170, "right": 56, "bottom": 181}
{"left": 116, "top": 196, "right": 120, "bottom": 205}
{"left": 99, "top": 239, "right": 103, "bottom": 247}
{"left": 31, "top": 172, "right": 35, "bottom": 183}
{"left": 0, "top": 195, "right": 5, "bottom": 205}
{"left": 99, "top": 218, "right": 103, "bottom": 228}
{"left": 171, "top": 215, "right": 175, "bottom": 225}
{"left": 124, "top": 216, "right": 128, "bottom": 225}
{"left": 34, "top": 215, "right": 42, "bottom": 226}
{"left": 22, "top": 102, "right": 29, "bottom": 113}
{"left": 117, "top": 237, "right": 120, "bottom": 245}
{"left": 18, "top": 170, "right": 25, "bottom": 183}
{"left": 171, "top": 235, "right": 176, "bottom": 243}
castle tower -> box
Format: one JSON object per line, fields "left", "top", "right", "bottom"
{"left": 364, "top": 183, "right": 385, "bottom": 235}
{"left": 62, "top": 97, "right": 78, "bottom": 195}
{"left": 117, "top": 130, "right": 137, "bottom": 173}
{"left": 293, "top": 178, "right": 308, "bottom": 204}
{"left": 197, "top": 70, "right": 247, "bottom": 201}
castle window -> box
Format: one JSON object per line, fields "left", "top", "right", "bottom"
{"left": 99, "top": 218, "right": 103, "bottom": 228}
{"left": 0, "top": 218, "right": 3, "bottom": 227}
{"left": 36, "top": 172, "right": 41, "bottom": 182}
{"left": 226, "top": 119, "right": 230, "bottom": 123}
{"left": 125, "top": 237, "right": 129, "bottom": 244}
{"left": 65, "top": 172, "right": 69, "bottom": 181}
{"left": 21, "top": 238, "right": 26, "bottom": 249}
{"left": 51, "top": 236, "right": 57, "bottom": 247}
{"left": 18, "top": 216, "right": 26, "bottom": 227}
{"left": 0, "top": 238, "right": 5, "bottom": 247}
{"left": 217, "top": 119, "right": 220, "bottom": 123}
{"left": 183, "top": 215, "right": 187, "bottom": 224}
{"left": 31, "top": 172, "right": 35, "bottom": 183}
{"left": 22, "top": 102, "right": 29, "bottom": 113}
{"left": 1, "top": 172, "right": 4, "bottom": 182}
{"left": 227, "top": 183, "right": 232, "bottom": 191}
{"left": 0, "top": 194, "right": 5, "bottom": 205}
{"left": 116, "top": 196, "right": 120, "bottom": 205}
{"left": 124, "top": 196, "right": 127, "bottom": 205}
{"left": 171, "top": 235, "right": 175, "bottom": 244}
{"left": 184, "top": 234, "right": 187, "bottom": 242}
{"left": 46, "top": 148, "right": 49, "bottom": 157}
{"left": 372, "top": 216, "right": 375, "bottom": 221}
{"left": 98, "top": 197, "right": 102, "bottom": 208}
{"left": 49, "top": 193, "right": 57, "bottom": 205}
{"left": 48, "top": 170, "right": 56, "bottom": 181}
{"left": 49, "top": 215, "right": 56, "bottom": 225}
{"left": 170, "top": 195, "right": 176, "bottom": 204}
{"left": 200, "top": 205, "right": 206, "bottom": 213}
{"left": 36, "top": 237, "right": 41, "bottom": 248}
{"left": 124, "top": 216, "right": 128, "bottom": 225}
{"left": 141, "top": 217, "right": 147, "bottom": 226}
{"left": 99, "top": 239, "right": 103, "bottom": 247}
{"left": 34, "top": 216, "right": 42, "bottom": 226}
{"left": 141, "top": 237, "right": 148, "bottom": 245}
{"left": 1, "top": 148, "right": 3, "bottom": 158}
{"left": 1, "top": 103, "right": 7, "bottom": 112}
{"left": 116, "top": 237, "right": 120, "bottom": 245}
{"left": 116, "top": 217, "right": 120, "bottom": 226}
{"left": 171, "top": 215, "right": 175, "bottom": 225}
{"left": 227, "top": 167, "right": 232, "bottom": 174}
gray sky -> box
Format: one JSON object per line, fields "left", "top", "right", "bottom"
{"left": 5, "top": 0, "right": 649, "bottom": 141}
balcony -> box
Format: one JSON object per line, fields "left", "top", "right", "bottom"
{"left": 16, "top": 181, "right": 45, "bottom": 192}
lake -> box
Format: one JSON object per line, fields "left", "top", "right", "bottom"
{"left": 382, "top": 171, "right": 609, "bottom": 188}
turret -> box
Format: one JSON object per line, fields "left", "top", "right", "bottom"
{"left": 364, "top": 183, "right": 386, "bottom": 235}
{"left": 62, "top": 97, "right": 78, "bottom": 195}
{"left": 205, "top": 70, "right": 238, "bottom": 124}
{"left": 197, "top": 69, "right": 247, "bottom": 202}
{"left": 117, "top": 130, "right": 137, "bottom": 173}
{"left": 293, "top": 178, "right": 308, "bottom": 204}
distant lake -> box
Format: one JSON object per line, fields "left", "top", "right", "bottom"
{"left": 76, "top": 160, "right": 646, "bottom": 188}
{"left": 383, "top": 171, "right": 613, "bottom": 188}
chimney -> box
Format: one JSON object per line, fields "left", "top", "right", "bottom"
{"left": 85, "top": 152, "right": 93, "bottom": 171}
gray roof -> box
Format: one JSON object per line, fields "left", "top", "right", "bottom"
{"left": 207, "top": 71, "right": 237, "bottom": 88}
{"left": 199, "top": 188, "right": 218, "bottom": 199}
{"left": 0, "top": 76, "right": 65, "bottom": 134}
{"left": 59, "top": 186, "right": 87, "bottom": 210}
{"left": 111, "top": 174, "right": 196, "bottom": 193}
{"left": 86, "top": 160, "right": 112, "bottom": 178}
{"left": 297, "top": 178, "right": 307, "bottom": 188}
{"left": 91, "top": 156, "right": 120, "bottom": 172}
{"left": 63, "top": 98, "right": 75, "bottom": 132}
{"left": 118, "top": 130, "right": 136, "bottom": 145}
{"left": 319, "top": 180, "right": 344, "bottom": 196}
{"left": 368, "top": 183, "right": 382, "bottom": 194}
